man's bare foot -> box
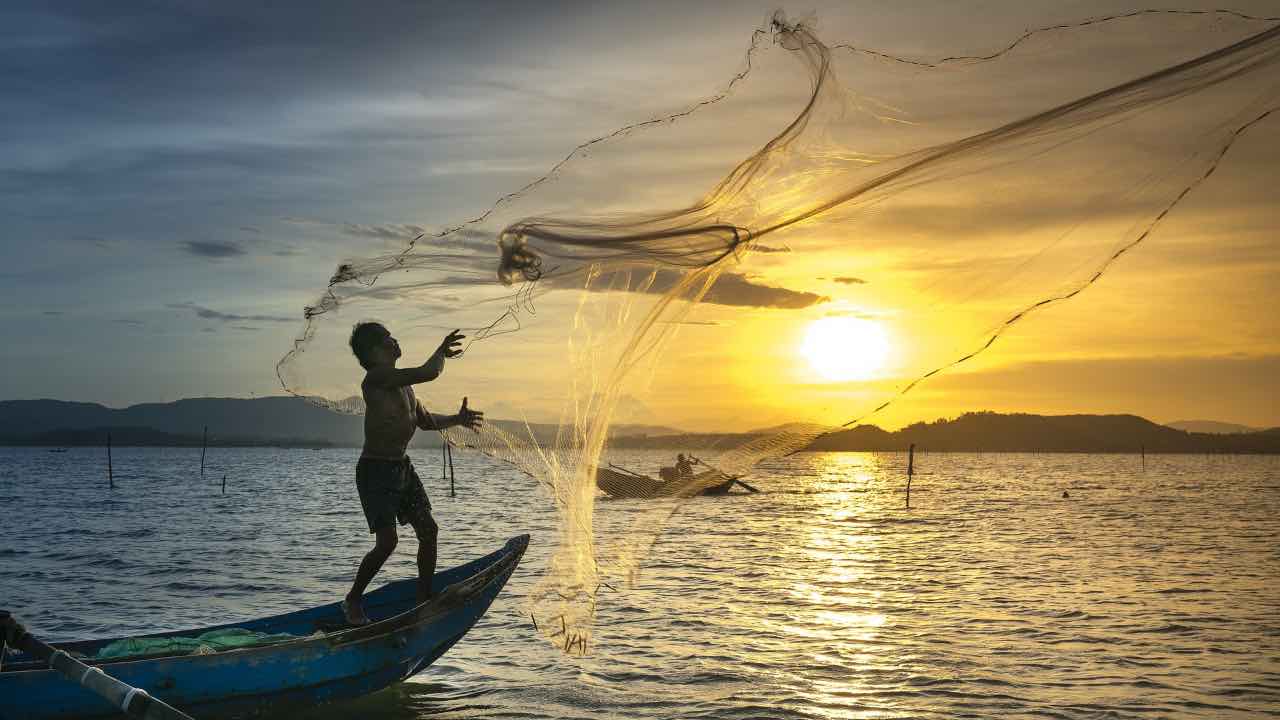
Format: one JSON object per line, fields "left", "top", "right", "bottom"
{"left": 341, "top": 596, "right": 371, "bottom": 626}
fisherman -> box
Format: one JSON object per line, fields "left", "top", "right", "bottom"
{"left": 342, "top": 322, "right": 483, "bottom": 626}
{"left": 675, "top": 453, "right": 694, "bottom": 480}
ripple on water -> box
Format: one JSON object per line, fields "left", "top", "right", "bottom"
{"left": 2, "top": 448, "right": 1280, "bottom": 719}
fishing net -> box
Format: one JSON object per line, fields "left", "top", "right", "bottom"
{"left": 277, "top": 9, "right": 1280, "bottom": 653}
{"left": 95, "top": 629, "right": 300, "bottom": 660}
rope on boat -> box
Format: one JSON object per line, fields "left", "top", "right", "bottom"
{"left": 121, "top": 687, "right": 150, "bottom": 713}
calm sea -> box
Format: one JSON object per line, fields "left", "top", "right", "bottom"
{"left": 2, "top": 447, "right": 1278, "bottom": 719}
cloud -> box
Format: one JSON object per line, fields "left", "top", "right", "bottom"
{"left": 42, "top": 310, "right": 64, "bottom": 316}
{"left": 749, "top": 244, "right": 791, "bottom": 254}
{"left": 167, "top": 302, "right": 294, "bottom": 323}
{"left": 332, "top": 223, "right": 496, "bottom": 255}
{"left": 341, "top": 223, "right": 426, "bottom": 241}
{"left": 72, "top": 235, "right": 118, "bottom": 249}
{"left": 112, "top": 319, "right": 145, "bottom": 326}
{"left": 182, "top": 240, "right": 245, "bottom": 258}
{"left": 544, "top": 268, "right": 828, "bottom": 309}
{"left": 698, "top": 272, "right": 828, "bottom": 309}
{"left": 832, "top": 276, "right": 867, "bottom": 284}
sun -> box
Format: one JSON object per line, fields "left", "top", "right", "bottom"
{"left": 800, "top": 317, "right": 890, "bottom": 381}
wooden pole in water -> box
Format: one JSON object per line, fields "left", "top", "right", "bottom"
{"left": 447, "top": 441, "right": 456, "bottom": 498}
{"left": 221, "top": 474, "right": 226, "bottom": 494}
{"left": 200, "top": 425, "right": 207, "bottom": 479}
{"left": 906, "top": 443, "right": 915, "bottom": 509}
{"left": 107, "top": 432, "right": 113, "bottom": 490}
{"left": 1141, "top": 445, "right": 1145, "bottom": 471}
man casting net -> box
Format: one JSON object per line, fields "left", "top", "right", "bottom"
{"left": 277, "top": 9, "right": 1280, "bottom": 652}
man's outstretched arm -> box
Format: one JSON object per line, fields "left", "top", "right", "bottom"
{"left": 417, "top": 397, "right": 483, "bottom": 431}
{"left": 366, "top": 330, "right": 464, "bottom": 388}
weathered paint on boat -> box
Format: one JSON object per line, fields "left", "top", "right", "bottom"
{"left": 0, "top": 535, "right": 528, "bottom": 720}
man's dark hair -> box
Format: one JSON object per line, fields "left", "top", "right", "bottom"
{"left": 349, "top": 321, "right": 387, "bottom": 370}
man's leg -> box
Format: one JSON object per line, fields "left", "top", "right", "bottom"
{"left": 345, "top": 526, "right": 397, "bottom": 622}
{"left": 410, "top": 515, "right": 439, "bottom": 603}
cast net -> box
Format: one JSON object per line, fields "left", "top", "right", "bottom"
{"left": 277, "top": 9, "right": 1280, "bottom": 653}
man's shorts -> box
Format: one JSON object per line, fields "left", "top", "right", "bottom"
{"left": 355, "top": 457, "right": 433, "bottom": 533}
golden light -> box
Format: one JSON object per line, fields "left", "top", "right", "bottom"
{"left": 800, "top": 316, "right": 890, "bottom": 381}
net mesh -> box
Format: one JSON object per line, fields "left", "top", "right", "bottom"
{"left": 276, "top": 9, "right": 1280, "bottom": 653}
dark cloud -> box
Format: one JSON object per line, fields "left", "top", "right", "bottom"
{"left": 112, "top": 319, "right": 144, "bottom": 326}
{"left": 167, "top": 302, "right": 294, "bottom": 323}
{"left": 0, "top": 3, "right": 555, "bottom": 122}
{"left": 183, "top": 240, "right": 245, "bottom": 258}
{"left": 749, "top": 244, "right": 791, "bottom": 254}
{"left": 232, "top": 325, "right": 261, "bottom": 331}
{"left": 705, "top": 273, "right": 828, "bottom": 309}
{"left": 42, "top": 310, "right": 63, "bottom": 316}
{"left": 832, "top": 276, "right": 867, "bottom": 284}
{"left": 338, "top": 223, "right": 496, "bottom": 256}
{"left": 547, "top": 268, "right": 827, "bottom": 309}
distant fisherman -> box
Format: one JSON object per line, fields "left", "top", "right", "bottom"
{"left": 341, "top": 323, "right": 483, "bottom": 626}
{"left": 675, "top": 453, "right": 694, "bottom": 480}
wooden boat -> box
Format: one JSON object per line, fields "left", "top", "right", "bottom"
{"left": 0, "top": 535, "right": 528, "bottom": 720}
{"left": 595, "top": 466, "right": 738, "bottom": 498}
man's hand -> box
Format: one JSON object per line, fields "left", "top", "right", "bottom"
{"left": 456, "top": 396, "right": 483, "bottom": 431}
{"left": 434, "top": 329, "right": 465, "bottom": 360}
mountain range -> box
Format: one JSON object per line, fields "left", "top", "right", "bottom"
{"left": 602, "top": 412, "right": 1280, "bottom": 453}
{"left": 1165, "top": 419, "right": 1261, "bottom": 434}
{"left": 0, "top": 398, "right": 680, "bottom": 449}
{"left": 0, "top": 399, "right": 1276, "bottom": 453}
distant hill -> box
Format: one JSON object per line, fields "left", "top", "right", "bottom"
{"left": 3, "top": 400, "right": 1276, "bottom": 452}
{"left": 0, "top": 398, "right": 685, "bottom": 448}
{"left": 809, "top": 412, "right": 1280, "bottom": 453}
{"left": 0, "top": 397, "right": 368, "bottom": 447}
{"left": 609, "top": 424, "right": 687, "bottom": 437}
{"left": 614, "top": 411, "right": 1280, "bottom": 454}
{"left": 1165, "top": 419, "right": 1261, "bottom": 434}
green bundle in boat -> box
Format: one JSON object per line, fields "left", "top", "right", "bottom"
{"left": 95, "top": 628, "right": 299, "bottom": 660}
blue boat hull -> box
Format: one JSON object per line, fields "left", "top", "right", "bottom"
{"left": 1, "top": 535, "right": 529, "bottom": 720}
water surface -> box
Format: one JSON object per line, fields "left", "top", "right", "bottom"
{"left": 2, "top": 447, "right": 1277, "bottom": 718}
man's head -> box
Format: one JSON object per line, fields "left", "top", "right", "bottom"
{"left": 350, "top": 322, "right": 401, "bottom": 369}
{"left": 677, "top": 454, "right": 685, "bottom": 462}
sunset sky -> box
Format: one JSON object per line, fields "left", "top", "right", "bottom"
{"left": 2, "top": 1, "right": 1277, "bottom": 432}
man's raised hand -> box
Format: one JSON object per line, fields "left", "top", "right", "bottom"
{"left": 457, "top": 396, "right": 483, "bottom": 431}
{"left": 436, "top": 329, "right": 465, "bottom": 359}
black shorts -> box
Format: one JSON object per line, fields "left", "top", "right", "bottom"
{"left": 355, "top": 457, "right": 433, "bottom": 533}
